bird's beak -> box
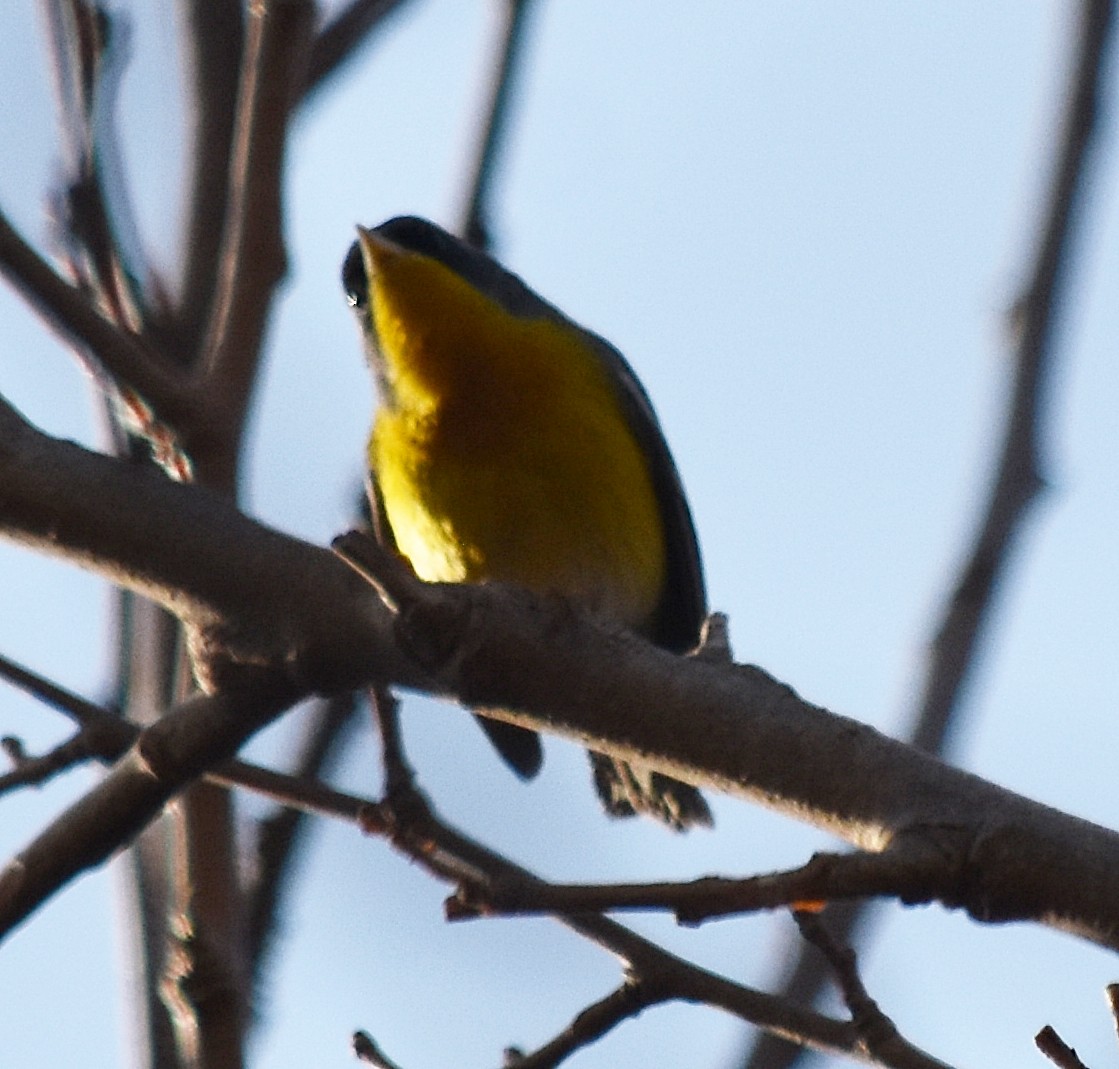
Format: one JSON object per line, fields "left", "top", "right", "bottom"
{"left": 354, "top": 225, "right": 406, "bottom": 283}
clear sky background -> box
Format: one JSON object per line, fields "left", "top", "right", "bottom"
{"left": 3, "top": 3, "right": 1119, "bottom": 1068}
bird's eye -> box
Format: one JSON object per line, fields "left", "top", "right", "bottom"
{"left": 341, "top": 242, "right": 369, "bottom": 309}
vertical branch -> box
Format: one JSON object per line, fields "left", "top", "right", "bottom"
{"left": 169, "top": 0, "right": 245, "bottom": 366}
{"left": 741, "top": 4, "right": 1116, "bottom": 1069}
{"left": 192, "top": 0, "right": 315, "bottom": 490}
{"left": 163, "top": 5, "right": 314, "bottom": 1068}
{"left": 912, "top": 0, "right": 1115, "bottom": 755}
{"left": 37, "top": 5, "right": 191, "bottom": 1067}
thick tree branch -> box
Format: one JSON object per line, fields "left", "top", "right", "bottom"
{"left": 0, "top": 396, "right": 406, "bottom": 693}
{"left": 336, "top": 532, "right": 1119, "bottom": 951}
{"left": 5, "top": 404, "right": 1119, "bottom": 954}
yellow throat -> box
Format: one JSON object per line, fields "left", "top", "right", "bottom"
{"left": 357, "top": 230, "right": 667, "bottom": 632}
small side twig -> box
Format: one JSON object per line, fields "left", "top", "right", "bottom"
{"left": 0, "top": 209, "right": 190, "bottom": 426}
{"left": 356, "top": 774, "right": 949, "bottom": 1067}
{"left": 42, "top": 0, "right": 150, "bottom": 333}
{"left": 449, "top": 846, "right": 946, "bottom": 925}
{"left": 368, "top": 685, "right": 415, "bottom": 798}
{"left": 0, "top": 732, "right": 98, "bottom": 795}
{"left": 793, "top": 911, "right": 908, "bottom": 1063}
{"left": 504, "top": 980, "right": 653, "bottom": 1069}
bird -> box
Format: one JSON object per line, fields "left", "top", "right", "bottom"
{"left": 341, "top": 216, "right": 711, "bottom": 830}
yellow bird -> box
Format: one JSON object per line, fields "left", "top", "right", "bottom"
{"left": 342, "top": 217, "right": 710, "bottom": 829}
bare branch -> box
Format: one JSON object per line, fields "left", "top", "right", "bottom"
{"left": 338, "top": 529, "right": 1119, "bottom": 952}
{"left": 0, "top": 209, "right": 191, "bottom": 424}
{"left": 791, "top": 912, "right": 920, "bottom": 1068}
{"left": 0, "top": 398, "right": 407, "bottom": 693}
{"left": 171, "top": 0, "right": 244, "bottom": 364}
{"left": 41, "top": 0, "right": 152, "bottom": 333}
{"left": 911, "top": 0, "right": 1113, "bottom": 759}
{"left": 0, "top": 731, "right": 97, "bottom": 794}
{"left": 193, "top": 0, "right": 314, "bottom": 488}
{"left": 506, "top": 981, "right": 657, "bottom": 1069}
{"left": 353, "top": 1031, "right": 408, "bottom": 1069}
{"left": 0, "top": 673, "right": 299, "bottom": 939}
{"left": 449, "top": 848, "right": 946, "bottom": 924}
{"left": 8, "top": 417, "right": 1119, "bottom": 955}
{"left": 359, "top": 774, "right": 947, "bottom": 1066}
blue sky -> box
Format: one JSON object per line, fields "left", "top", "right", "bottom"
{"left": 5, "top": 3, "right": 1119, "bottom": 1068}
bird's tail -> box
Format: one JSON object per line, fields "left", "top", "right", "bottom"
{"left": 589, "top": 752, "right": 712, "bottom": 830}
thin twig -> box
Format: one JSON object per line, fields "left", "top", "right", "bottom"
{"left": 0, "top": 732, "right": 97, "bottom": 794}
{"left": 506, "top": 981, "right": 653, "bottom": 1069}
{"left": 449, "top": 848, "right": 946, "bottom": 924}
{"left": 792, "top": 912, "right": 912, "bottom": 1065}
{"left": 42, "top": 0, "right": 149, "bottom": 333}
{"left": 352, "top": 756, "right": 947, "bottom": 1066}
{"left": 0, "top": 208, "right": 190, "bottom": 425}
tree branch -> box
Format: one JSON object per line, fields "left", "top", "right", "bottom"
{"left": 0, "top": 396, "right": 407, "bottom": 693}
{"left": 192, "top": 0, "right": 314, "bottom": 488}
{"left": 0, "top": 673, "right": 299, "bottom": 938}
{"left": 6, "top": 405, "right": 1119, "bottom": 955}
{"left": 172, "top": 0, "right": 244, "bottom": 364}
{"left": 0, "top": 208, "right": 191, "bottom": 423}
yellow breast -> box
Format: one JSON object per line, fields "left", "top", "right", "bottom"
{"left": 366, "top": 248, "right": 666, "bottom": 631}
